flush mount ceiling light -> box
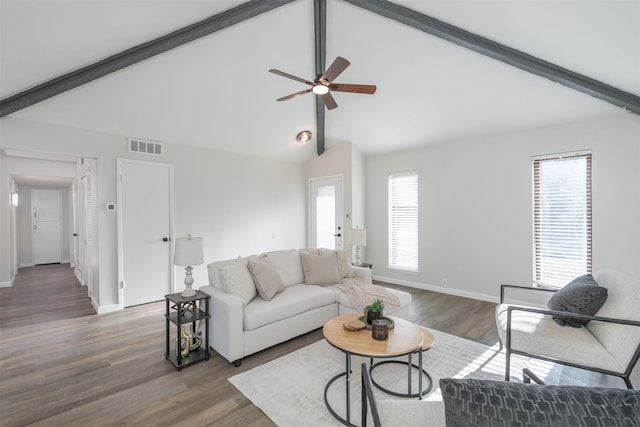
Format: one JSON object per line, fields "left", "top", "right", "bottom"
{"left": 296, "top": 130, "right": 312, "bottom": 144}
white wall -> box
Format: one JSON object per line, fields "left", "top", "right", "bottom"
{"left": 366, "top": 114, "right": 640, "bottom": 302}
{"left": 0, "top": 117, "right": 306, "bottom": 311}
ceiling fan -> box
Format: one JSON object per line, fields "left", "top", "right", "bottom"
{"left": 269, "top": 56, "right": 376, "bottom": 110}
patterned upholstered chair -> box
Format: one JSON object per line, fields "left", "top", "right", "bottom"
{"left": 495, "top": 270, "right": 640, "bottom": 388}
{"left": 361, "top": 363, "right": 640, "bottom": 427}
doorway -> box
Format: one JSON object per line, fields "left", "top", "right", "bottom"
{"left": 117, "top": 159, "right": 174, "bottom": 307}
{"left": 31, "top": 188, "right": 63, "bottom": 264}
{"left": 309, "top": 175, "right": 344, "bottom": 250}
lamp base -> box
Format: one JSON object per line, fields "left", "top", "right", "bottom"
{"left": 181, "top": 266, "right": 197, "bottom": 297}
{"left": 181, "top": 285, "right": 196, "bottom": 297}
{"left": 354, "top": 245, "right": 362, "bottom": 265}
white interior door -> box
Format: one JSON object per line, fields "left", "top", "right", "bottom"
{"left": 310, "top": 175, "right": 344, "bottom": 250}
{"left": 32, "top": 189, "right": 63, "bottom": 264}
{"left": 118, "top": 159, "right": 173, "bottom": 307}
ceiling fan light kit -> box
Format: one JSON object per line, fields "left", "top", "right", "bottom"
{"left": 312, "top": 85, "right": 329, "bottom": 95}
{"left": 270, "top": 56, "right": 376, "bottom": 111}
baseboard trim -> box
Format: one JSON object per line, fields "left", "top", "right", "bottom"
{"left": 0, "top": 280, "right": 13, "bottom": 288}
{"left": 96, "top": 303, "right": 120, "bottom": 314}
{"left": 19, "top": 263, "right": 35, "bottom": 268}
{"left": 373, "top": 275, "right": 499, "bottom": 304}
{"left": 73, "top": 268, "right": 84, "bottom": 286}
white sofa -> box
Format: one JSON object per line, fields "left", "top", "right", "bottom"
{"left": 199, "top": 249, "right": 412, "bottom": 366}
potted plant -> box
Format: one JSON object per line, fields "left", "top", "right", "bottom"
{"left": 364, "top": 299, "right": 384, "bottom": 324}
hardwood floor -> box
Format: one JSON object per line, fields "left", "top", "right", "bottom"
{"left": 0, "top": 264, "right": 499, "bottom": 427}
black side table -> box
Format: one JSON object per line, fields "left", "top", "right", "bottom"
{"left": 165, "top": 291, "right": 210, "bottom": 370}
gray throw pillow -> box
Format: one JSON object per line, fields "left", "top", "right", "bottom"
{"left": 247, "top": 258, "right": 285, "bottom": 301}
{"left": 547, "top": 274, "right": 608, "bottom": 327}
{"left": 440, "top": 378, "right": 640, "bottom": 427}
{"left": 299, "top": 252, "right": 342, "bottom": 286}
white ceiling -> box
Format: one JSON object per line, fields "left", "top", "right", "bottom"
{"left": 1, "top": 0, "right": 638, "bottom": 163}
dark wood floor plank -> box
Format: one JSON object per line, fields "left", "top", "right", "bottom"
{"left": 0, "top": 264, "right": 499, "bottom": 426}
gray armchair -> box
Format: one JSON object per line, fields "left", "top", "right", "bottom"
{"left": 495, "top": 270, "right": 640, "bottom": 389}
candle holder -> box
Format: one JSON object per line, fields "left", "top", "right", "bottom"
{"left": 371, "top": 319, "right": 389, "bottom": 341}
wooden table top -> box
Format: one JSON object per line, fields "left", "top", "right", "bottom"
{"left": 322, "top": 313, "right": 435, "bottom": 358}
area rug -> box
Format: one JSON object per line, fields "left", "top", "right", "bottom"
{"left": 228, "top": 329, "right": 615, "bottom": 426}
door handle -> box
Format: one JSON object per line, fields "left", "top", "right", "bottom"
{"left": 333, "top": 233, "right": 341, "bottom": 237}
{"left": 162, "top": 237, "right": 171, "bottom": 242}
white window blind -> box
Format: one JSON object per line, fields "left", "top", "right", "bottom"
{"left": 388, "top": 171, "right": 419, "bottom": 271}
{"left": 533, "top": 152, "right": 592, "bottom": 287}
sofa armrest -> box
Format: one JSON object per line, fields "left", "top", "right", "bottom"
{"left": 198, "top": 285, "right": 244, "bottom": 365}
{"left": 353, "top": 266, "right": 372, "bottom": 284}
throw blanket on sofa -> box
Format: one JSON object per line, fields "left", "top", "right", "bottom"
{"left": 334, "top": 278, "right": 401, "bottom": 313}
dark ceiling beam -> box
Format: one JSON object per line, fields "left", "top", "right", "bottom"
{"left": 314, "top": 0, "right": 327, "bottom": 156}
{"left": 344, "top": 0, "right": 640, "bottom": 115}
{"left": 0, "top": 0, "right": 296, "bottom": 117}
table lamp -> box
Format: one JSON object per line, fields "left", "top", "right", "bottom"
{"left": 348, "top": 227, "right": 366, "bottom": 265}
{"left": 174, "top": 234, "right": 204, "bottom": 297}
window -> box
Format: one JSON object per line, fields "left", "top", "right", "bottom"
{"left": 388, "top": 171, "right": 418, "bottom": 271}
{"left": 533, "top": 152, "right": 591, "bottom": 287}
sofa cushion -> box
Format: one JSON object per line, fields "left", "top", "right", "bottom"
{"left": 218, "top": 263, "right": 257, "bottom": 305}
{"left": 440, "top": 378, "right": 640, "bottom": 427}
{"left": 300, "top": 252, "right": 342, "bottom": 286}
{"left": 299, "top": 248, "right": 320, "bottom": 256}
{"left": 247, "top": 258, "right": 285, "bottom": 301}
{"left": 243, "top": 284, "right": 336, "bottom": 330}
{"left": 329, "top": 282, "right": 412, "bottom": 313}
{"left": 260, "top": 249, "right": 305, "bottom": 287}
{"left": 547, "top": 274, "right": 608, "bottom": 327}
{"left": 495, "top": 304, "right": 622, "bottom": 372}
{"left": 318, "top": 248, "right": 356, "bottom": 278}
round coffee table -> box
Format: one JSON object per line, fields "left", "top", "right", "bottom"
{"left": 322, "top": 313, "right": 434, "bottom": 426}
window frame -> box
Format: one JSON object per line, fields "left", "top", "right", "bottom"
{"left": 388, "top": 170, "right": 419, "bottom": 272}
{"left": 533, "top": 151, "right": 592, "bottom": 288}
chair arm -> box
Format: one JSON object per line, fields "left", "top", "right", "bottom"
{"left": 500, "top": 283, "right": 557, "bottom": 304}
{"left": 506, "top": 305, "right": 640, "bottom": 327}
{"left": 523, "top": 368, "right": 546, "bottom": 385}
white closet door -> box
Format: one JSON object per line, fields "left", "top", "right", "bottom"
{"left": 32, "top": 189, "right": 63, "bottom": 264}
{"left": 119, "top": 160, "right": 173, "bottom": 307}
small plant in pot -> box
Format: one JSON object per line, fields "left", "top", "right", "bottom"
{"left": 364, "top": 299, "right": 385, "bottom": 324}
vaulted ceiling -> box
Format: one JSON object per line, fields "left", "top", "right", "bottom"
{"left": 1, "top": 0, "right": 639, "bottom": 163}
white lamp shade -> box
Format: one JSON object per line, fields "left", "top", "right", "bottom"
{"left": 348, "top": 229, "right": 366, "bottom": 246}
{"left": 174, "top": 235, "right": 204, "bottom": 266}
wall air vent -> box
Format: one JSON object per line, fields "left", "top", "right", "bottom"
{"left": 128, "top": 138, "right": 163, "bottom": 156}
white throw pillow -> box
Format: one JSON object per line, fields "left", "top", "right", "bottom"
{"left": 318, "top": 248, "right": 356, "bottom": 278}
{"left": 260, "top": 249, "right": 305, "bottom": 287}
{"left": 248, "top": 258, "right": 286, "bottom": 300}
{"left": 218, "top": 263, "right": 257, "bottom": 306}
{"left": 300, "top": 252, "right": 342, "bottom": 286}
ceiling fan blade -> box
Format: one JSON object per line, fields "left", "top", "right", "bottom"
{"left": 330, "top": 83, "right": 377, "bottom": 94}
{"left": 320, "top": 56, "right": 350, "bottom": 83}
{"left": 276, "top": 88, "right": 313, "bottom": 101}
{"left": 321, "top": 92, "right": 338, "bottom": 110}
{"left": 269, "top": 69, "right": 314, "bottom": 86}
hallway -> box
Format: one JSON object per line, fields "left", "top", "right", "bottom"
{"left": 0, "top": 263, "right": 95, "bottom": 328}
